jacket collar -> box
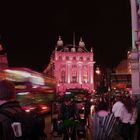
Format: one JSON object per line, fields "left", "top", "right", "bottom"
{"left": 0, "top": 101, "right": 20, "bottom": 109}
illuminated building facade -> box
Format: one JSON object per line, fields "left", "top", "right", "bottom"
{"left": 130, "top": 0, "right": 140, "bottom": 95}
{"left": 52, "top": 37, "right": 94, "bottom": 94}
{"left": 110, "top": 52, "right": 131, "bottom": 91}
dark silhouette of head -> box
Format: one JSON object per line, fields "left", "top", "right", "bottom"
{"left": 123, "top": 96, "right": 134, "bottom": 113}
{"left": 97, "top": 101, "right": 109, "bottom": 111}
{"left": 0, "top": 80, "right": 16, "bottom": 101}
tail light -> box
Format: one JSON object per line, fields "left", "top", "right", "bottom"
{"left": 25, "top": 109, "right": 30, "bottom": 112}
{"left": 41, "top": 106, "right": 47, "bottom": 110}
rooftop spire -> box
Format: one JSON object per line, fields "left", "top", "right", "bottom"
{"left": 57, "top": 36, "right": 63, "bottom": 47}
{"left": 79, "top": 37, "right": 85, "bottom": 47}
{"left": 73, "top": 32, "right": 75, "bottom": 47}
{"left": 90, "top": 47, "right": 93, "bottom": 52}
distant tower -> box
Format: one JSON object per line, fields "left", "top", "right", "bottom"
{"left": 0, "top": 43, "right": 8, "bottom": 69}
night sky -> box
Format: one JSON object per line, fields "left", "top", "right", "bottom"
{"left": 0, "top": 0, "right": 131, "bottom": 72}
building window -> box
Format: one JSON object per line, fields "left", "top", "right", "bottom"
{"left": 61, "top": 64, "right": 66, "bottom": 68}
{"left": 83, "top": 75, "right": 88, "bottom": 83}
{"left": 71, "top": 70, "right": 77, "bottom": 83}
{"left": 87, "top": 57, "right": 90, "bottom": 61}
{"left": 79, "top": 56, "right": 83, "bottom": 61}
{"left": 72, "top": 65, "right": 77, "bottom": 68}
{"left": 66, "top": 56, "right": 69, "bottom": 60}
{"left": 83, "top": 66, "right": 88, "bottom": 83}
{"left": 61, "top": 70, "right": 66, "bottom": 83}
{"left": 59, "top": 56, "right": 62, "bottom": 60}
{"left": 71, "top": 76, "right": 77, "bottom": 83}
{"left": 73, "top": 57, "right": 76, "bottom": 60}
{"left": 83, "top": 65, "right": 87, "bottom": 69}
{"left": 64, "top": 47, "right": 69, "bottom": 52}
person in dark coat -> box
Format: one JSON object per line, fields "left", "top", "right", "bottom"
{"left": 59, "top": 96, "right": 79, "bottom": 140}
{"left": 0, "top": 80, "right": 23, "bottom": 140}
{"left": 0, "top": 80, "right": 47, "bottom": 140}
{"left": 84, "top": 98, "right": 91, "bottom": 127}
{"left": 136, "top": 96, "right": 140, "bottom": 140}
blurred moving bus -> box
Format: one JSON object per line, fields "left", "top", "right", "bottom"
{"left": 1, "top": 67, "right": 57, "bottom": 114}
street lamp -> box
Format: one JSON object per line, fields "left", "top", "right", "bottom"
{"left": 95, "top": 67, "right": 101, "bottom": 92}
{"left": 95, "top": 67, "right": 101, "bottom": 75}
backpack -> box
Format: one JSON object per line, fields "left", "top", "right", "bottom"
{"left": 0, "top": 108, "right": 47, "bottom": 140}
{"left": 93, "top": 112, "right": 117, "bottom": 140}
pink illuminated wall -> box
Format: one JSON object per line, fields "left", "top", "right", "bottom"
{"left": 53, "top": 37, "right": 94, "bottom": 94}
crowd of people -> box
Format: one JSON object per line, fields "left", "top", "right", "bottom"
{"left": 1, "top": 79, "right": 140, "bottom": 140}
{"left": 91, "top": 92, "right": 140, "bottom": 140}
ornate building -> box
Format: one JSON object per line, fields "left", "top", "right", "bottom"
{"left": 0, "top": 44, "right": 8, "bottom": 69}
{"left": 44, "top": 37, "right": 94, "bottom": 94}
